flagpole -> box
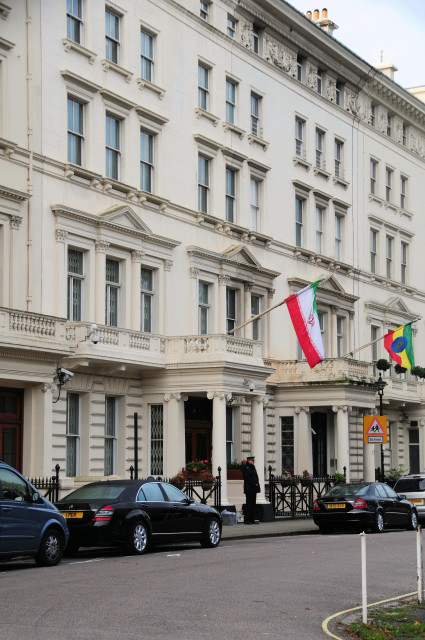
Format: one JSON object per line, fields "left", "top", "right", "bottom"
{"left": 342, "top": 317, "right": 421, "bottom": 359}
{"left": 227, "top": 275, "right": 332, "bottom": 335}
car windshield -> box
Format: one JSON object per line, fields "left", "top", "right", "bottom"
{"left": 394, "top": 478, "right": 425, "bottom": 492}
{"left": 62, "top": 484, "right": 127, "bottom": 500}
{"left": 325, "top": 483, "right": 369, "bottom": 497}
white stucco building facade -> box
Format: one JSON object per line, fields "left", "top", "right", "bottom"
{"left": 1, "top": 0, "right": 425, "bottom": 508}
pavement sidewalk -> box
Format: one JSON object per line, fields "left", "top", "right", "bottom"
{"left": 221, "top": 517, "right": 318, "bottom": 540}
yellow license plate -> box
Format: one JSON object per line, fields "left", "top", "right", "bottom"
{"left": 408, "top": 499, "right": 423, "bottom": 504}
{"left": 327, "top": 503, "right": 345, "bottom": 509}
{"left": 62, "top": 511, "right": 83, "bottom": 519}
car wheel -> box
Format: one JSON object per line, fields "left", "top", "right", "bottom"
{"left": 35, "top": 528, "right": 64, "bottom": 566}
{"left": 126, "top": 521, "right": 148, "bottom": 554}
{"left": 407, "top": 509, "right": 418, "bottom": 531}
{"left": 372, "top": 510, "right": 384, "bottom": 533}
{"left": 201, "top": 517, "right": 221, "bottom": 548}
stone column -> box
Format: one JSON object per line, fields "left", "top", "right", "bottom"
{"left": 24, "top": 384, "right": 54, "bottom": 476}
{"left": 295, "top": 406, "right": 311, "bottom": 472}
{"left": 208, "top": 391, "right": 231, "bottom": 505}
{"left": 333, "top": 405, "right": 351, "bottom": 481}
{"left": 131, "top": 250, "right": 144, "bottom": 331}
{"left": 250, "top": 395, "right": 266, "bottom": 501}
{"left": 95, "top": 240, "right": 109, "bottom": 324}
{"left": 9, "top": 215, "right": 23, "bottom": 309}
{"left": 164, "top": 393, "right": 186, "bottom": 476}
{"left": 55, "top": 229, "right": 68, "bottom": 317}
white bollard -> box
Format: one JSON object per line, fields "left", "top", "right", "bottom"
{"left": 361, "top": 531, "right": 367, "bottom": 624}
{"left": 417, "top": 525, "right": 423, "bottom": 604}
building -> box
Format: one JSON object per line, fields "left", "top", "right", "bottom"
{"left": 1, "top": 0, "right": 425, "bottom": 510}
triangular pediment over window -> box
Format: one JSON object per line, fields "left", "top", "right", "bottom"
{"left": 287, "top": 275, "right": 358, "bottom": 309}
{"left": 99, "top": 205, "right": 152, "bottom": 233}
{"left": 187, "top": 245, "right": 280, "bottom": 285}
{"left": 365, "top": 296, "right": 418, "bottom": 328}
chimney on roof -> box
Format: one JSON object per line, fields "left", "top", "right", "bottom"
{"left": 374, "top": 61, "right": 398, "bottom": 81}
{"left": 306, "top": 8, "right": 338, "bottom": 36}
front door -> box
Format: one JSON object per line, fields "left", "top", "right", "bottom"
{"left": 185, "top": 425, "right": 211, "bottom": 464}
{"left": 311, "top": 413, "right": 327, "bottom": 477}
{"left": 0, "top": 389, "right": 23, "bottom": 471}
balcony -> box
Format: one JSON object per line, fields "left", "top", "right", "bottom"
{"left": 0, "top": 307, "right": 71, "bottom": 357}
{"left": 266, "top": 358, "right": 375, "bottom": 385}
{"left": 65, "top": 324, "right": 265, "bottom": 371}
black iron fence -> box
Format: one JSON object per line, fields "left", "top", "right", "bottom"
{"left": 129, "top": 465, "right": 222, "bottom": 510}
{"left": 29, "top": 464, "right": 61, "bottom": 503}
{"left": 266, "top": 466, "right": 343, "bottom": 518}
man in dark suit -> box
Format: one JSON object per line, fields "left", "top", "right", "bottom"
{"left": 243, "top": 456, "right": 260, "bottom": 524}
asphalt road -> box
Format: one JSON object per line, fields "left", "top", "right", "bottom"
{"left": 0, "top": 530, "right": 420, "bottom": 640}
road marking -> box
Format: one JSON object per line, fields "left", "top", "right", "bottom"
{"left": 322, "top": 591, "right": 417, "bottom": 639}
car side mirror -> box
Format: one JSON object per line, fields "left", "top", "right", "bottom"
{"left": 398, "top": 494, "right": 406, "bottom": 500}
{"left": 185, "top": 496, "right": 195, "bottom": 504}
{"left": 32, "top": 492, "right": 40, "bottom": 502}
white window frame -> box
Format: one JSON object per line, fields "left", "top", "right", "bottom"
{"left": 140, "top": 29, "right": 154, "bottom": 82}
{"left": 370, "top": 229, "right": 378, "bottom": 274}
{"left": 400, "top": 176, "right": 407, "bottom": 209}
{"left": 251, "top": 294, "right": 261, "bottom": 341}
{"left": 198, "top": 63, "right": 209, "bottom": 110}
{"left": 67, "top": 248, "right": 84, "bottom": 321}
{"left": 67, "top": 0, "right": 83, "bottom": 44}
{"left": 141, "top": 267, "right": 154, "bottom": 333}
{"left": 200, "top": 0, "right": 209, "bottom": 21}
{"left": 370, "top": 159, "right": 377, "bottom": 195}
{"left": 334, "top": 214, "right": 342, "bottom": 260}
{"left": 295, "top": 196, "right": 304, "bottom": 247}
{"left": 250, "top": 92, "right": 260, "bottom": 137}
{"left": 336, "top": 315, "right": 344, "bottom": 357}
{"left": 386, "top": 235, "right": 393, "bottom": 279}
{"left": 227, "top": 15, "right": 236, "bottom": 38}
{"left": 105, "top": 113, "right": 120, "bottom": 180}
{"left": 334, "top": 139, "right": 343, "bottom": 178}
{"left": 225, "top": 167, "right": 236, "bottom": 223}
{"left": 401, "top": 242, "right": 408, "bottom": 284}
{"left": 315, "top": 129, "right": 324, "bottom": 169}
{"left": 316, "top": 205, "right": 324, "bottom": 254}
{"left": 225, "top": 78, "right": 236, "bottom": 124}
{"left": 105, "top": 7, "right": 120, "bottom": 64}
{"left": 316, "top": 69, "right": 323, "bottom": 94}
{"left": 66, "top": 393, "right": 80, "bottom": 477}
{"left": 385, "top": 167, "right": 393, "bottom": 202}
{"left": 67, "top": 97, "right": 84, "bottom": 166}
{"left": 226, "top": 287, "right": 238, "bottom": 334}
{"left": 105, "top": 257, "right": 120, "bottom": 327}
{"left": 140, "top": 129, "right": 154, "bottom": 193}
{"left": 198, "top": 155, "right": 210, "bottom": 213}
{"left": 198, "top": 281, "right": 210, "bottom": 334}
{"left": 250, "top": 177, "right": 260, "bottom": 231}
{"left": 295, "top": 117, "right": 304, "bottom": 158}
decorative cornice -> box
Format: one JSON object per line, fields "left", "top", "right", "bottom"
{"left": 0, "top": 185, "right": 30, "bottom": 202}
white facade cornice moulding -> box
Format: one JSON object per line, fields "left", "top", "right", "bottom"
{"left": 51, "top": 204, "right": 180, "bottom": 250}
{"left": 0, "top": 185, "right": 30, "bottom": 202}
{"left": 0, "top": 36, "right": 14, "bottom": 50}
{"left": 61, "top": 70, "right": 102, "bottom": 95}
{"left": 187, "top": 245, "right": 279, "bottom": 280}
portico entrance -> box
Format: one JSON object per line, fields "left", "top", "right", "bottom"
{"left": 0, "top": 389, "right": 23, "bottom": 471}
{"left": 184, "top": 396, "right": 212, "bottom": 465}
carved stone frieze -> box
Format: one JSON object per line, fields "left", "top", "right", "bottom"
{"left": 264, "top": 35, "right": 295, "bottom": 74}
{"left": 306, "top": 63, "right": 317, "bottom": 90}
{"left": 325, "top": 76, "right": 336, "bottom": 103}
{"left": 240, "top": 20, "right": 253, "bottom": 50}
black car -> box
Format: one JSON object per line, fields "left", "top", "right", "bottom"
{"left": 312, "top": 482, "right": 418, "bottom": 534}
{"left": 56, "top": 479, "right": 222, "bottom": 554}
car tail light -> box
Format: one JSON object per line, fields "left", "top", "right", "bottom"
{"left": 353, "top": 498, "right": 368, "bottom": 510}
{"left": 313, "top": 500, "right": 320, "bottom": 511}
{"left": 93, "top": 505, "right": 115, "bottom": 522}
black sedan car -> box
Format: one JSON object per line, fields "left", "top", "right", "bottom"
{"left": 56, "top": 479, "right": 222, "bottom": 554}
{"left": 312, "top": 482, "right": 418, "bottom": 534}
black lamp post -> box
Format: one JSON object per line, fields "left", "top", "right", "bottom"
{"left": 375, "top": 373, "right": 388, "bottom": 482}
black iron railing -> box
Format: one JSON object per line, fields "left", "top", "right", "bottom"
{"left": 267, "top": 466, "right": 345, "bottom": 518}
{"left": 29, "top": 464, "right": 61, "bottom": 503}
{"left": 129, "top": 466, "right": 222, "bottom": 510}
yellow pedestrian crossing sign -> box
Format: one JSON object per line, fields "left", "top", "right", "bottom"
{"left": 364, "top": 416, "right": 387, "bottom": 444}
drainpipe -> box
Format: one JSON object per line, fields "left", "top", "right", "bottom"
{"left": 25, "top": 0, "right": 33, "bottom": 311}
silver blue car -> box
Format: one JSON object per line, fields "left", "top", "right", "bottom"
{"left": 0, "top": 461, "right": 69, "bottom": 566}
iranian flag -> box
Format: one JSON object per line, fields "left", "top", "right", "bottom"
{"left": 285, "top": 280, "right": 325, "bottom": 369}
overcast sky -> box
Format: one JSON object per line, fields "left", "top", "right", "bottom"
{"left": 285, "top": 0, "right": 425, "bottom": 89}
